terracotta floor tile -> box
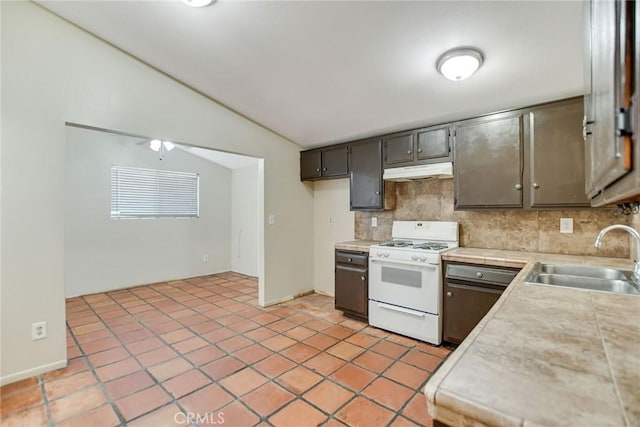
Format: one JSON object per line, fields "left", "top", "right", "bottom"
{"left": 172, "top": 336, "right": 208, "bottom": 354}
{"left": 136, "top": 346, "right": 178, "bottom": 367}
{"left": 45, "top": 371, "right": 97, "bottom": 401}
{"left": 111, "top": 321, "right": 144, "bottom": 335}
{"left": 49, "top": 386, "right": 106, "bottom": 422}
{"left": 128, "top": 403, "right": 184, "bottom": 427}
{"left": 160, "top": 328, "right": 195, "bottom": 344}
{"left": 202, "top": 327, "right": 236, "bottom": 343}
{"left": 267, "top": 319, "right": 296, "bottom": 333}
{"left": 56, "top": 404, "right": 120, "bottom": 427}
{"left": 303, "top": 333, "right": 339, "bottom": 351}
{"left": 162, "top": 369, "right": 210, "bottom": 398}
{"left": 216, "top": 314, "right": 244, "bottom": 326}
{"left": 371, "top": 340, "right": 408, "bottom": 359}
{"left": 353, "top": 351, "right": 394, "bottom": 374}
{"left": 384, "top": 361, "right": 431, "bottom": 389}
{"left": 95, "top": 357, "right": 141, "bottom": 382}
{"left": 201, "top": 356, "right": 246, "bottom": 380}
{"left": 217, "top": 335, "right": 254, "bottom": 353}
{"left": 72, "top": 321, "right": 105, "bottom": 336}
{"left": 43, "top": 358, "right": 90, "bottom": 382}
{"left": 416, "top": 342, "right": 452, "bottom": 358}
{"left": 0, "top": 384, "right": 43, "bottom": 415}
{"left": 104, "top": 370, "right": 155, "bottom": 400}
{"left": 0, "top": 404, "right": 47, "bottom": 427}
{"left": 262, "top": 335, "right": 296, "bottom": 352}
{"left": 304, "top": 319, "right": 333, "bottom": 332}
{"left": 389, "top": 415, "right": 422, "bottom": 427}
{"left": 323, "top": 417, "right": 349, "bottom": 427}
{"left": 362, "top": 377, "right": 414, "bottom": 411}
{"left": 0, "top": 376, "right": 38, "bottom": 398}
{"left": 228, "top": 319, "right": 260, "bottom": 334}
{"left": 345, "top": 332, "right": 381, "bottom": 349}
{"left": 336, "top": 396, "right": 395, "bottom": 427}
{"left": 280, "top": 343, "right": 320, "bottom": 364}
{"left": 242, "top": 382, "right": 295, "bottom": 417}
{"left": 402, "top": 393, "right": 432, "bottom": 426}
{"left": 87, "top": 346, "right": 129, "bottom": 368}
{"left": 252, "top": 313, "right": 280, "bottom": 325}
{"left": 219, "top": 367, "right": 268, "bottom": 397}
{"left": 276, "top": 366, "right": 322, "bottom": 394}
{"left": 326, "top": 341, "right": 365, "bottom": 361}
{"left": 269, "top": 399, "right": 327, "bottom": 427}
{"left": 233, "top": 344, "right": 273, "bottom": 365}
{"left": 147, "top": 357, "right": 192, "bottom": 382}
{"left": 126, "top": 336, "right": 164, "bottom": 355}
{"left": 253, "top": 354, "right": 296, "bottom": 378}
{"left": 244, "top": 327, "right": 278, "bottom": 342}
{"left": 75, "top": 329, "right": 113, "bottom": 345}
{"left": 284, "top": 326, "right": 316, "bottom": 341}
{"left": 80, "top": 337, "right": 121, "bottom": 354}
{"left": 323, "top": 325, "right": 354, "bottom": 340}
{"left": 115, "top": 385, "right": 172, "bottom": 421}
{"left": 331, "top": 364, "right": 376, "bottom": 392}
{"left": 189, "top": 320, "right": 222, "bottom": 335}
{"left": 304, "top": 353, "right": 346, "bottom": 376}
{"left": 303, "top": 380, "right": 354, "bottom": 414}
{"left": 184, "top": 345, "right": 225, "bottom": 366}
{"left": 148, "top": 320, "right": 182, "bottom": 335}
{"left": 401, "top": 349, "right": 443, "bottom": 372}
{"left": 178, "top": 384, "right": 233, "bottom": 415}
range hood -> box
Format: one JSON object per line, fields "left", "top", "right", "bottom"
{"left": 383, "top": 162, "right": 453, "bottom": 181}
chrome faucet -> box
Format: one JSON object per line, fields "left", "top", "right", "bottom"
{"left": 595, "top": 224, "right": 640, "bottom": 285}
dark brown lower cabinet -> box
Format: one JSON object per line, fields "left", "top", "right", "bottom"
{"left": 443, "top": 262, "right": 520, "bottom": 344}
{"left": 335, "top": 250, "right": 368, "bottom": 321}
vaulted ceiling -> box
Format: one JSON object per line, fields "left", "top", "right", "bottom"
{"left": 39, "top": 0, "right": 585, "bottom": 148}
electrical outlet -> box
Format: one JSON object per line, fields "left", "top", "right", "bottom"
{"left": 32, "top": 321, "right": 47, "bottom": 341}
{"left": 329, "top": 216, "right": 334, "bottom": 225}
{"left": 203, "top": 254, "right": 209, "bottom": 262}
{"left": 371, "top": 217, "right": 378, "bottom": 228}
{"left": 560, "top": 218, "right": 574, "bottom": 234}
{"left": 268, "top": 214, "right": 276, "bottom": 225}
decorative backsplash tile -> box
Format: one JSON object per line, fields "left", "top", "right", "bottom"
{"left": 355, "top": 179, "right": 633, "bottom": 258}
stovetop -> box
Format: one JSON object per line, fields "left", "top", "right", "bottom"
{"left": 377, "top": 240, "right": 451, "bottom": 251}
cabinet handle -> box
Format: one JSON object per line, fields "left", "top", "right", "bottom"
{"left": 323, "top": 168, "right": 327, "bottom": 171}
{"left": 533, "top": 183, "right": 540, "bottom": 189}
{"left": 361, "top": 276, "right": 366, "bottom": 281}
{"left": 417, "top": 148, "right": 423, "bottom": 153}
{"left": 514, "top": 184, "right": 522, "bottom": 190}
{"left": 446, "top": 291, "right": 453, "bottom": 297}
{"left": 348, "top": 258, "right": 352, "bottom": 262}
{"left": 407, "top": 150, "right": 412, "bottom": 155}
{"left": 375, "top": 191, "right": 380, "bottom": 195}
{"left": 316, "top": 168, "right": 320, "bottom": 172}
{"left": 476, "top": 272, "right": 483, "bottom": 278}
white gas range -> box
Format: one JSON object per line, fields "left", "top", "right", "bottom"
{"left": 368, "top": 220, "right": 459, "bottom": 345}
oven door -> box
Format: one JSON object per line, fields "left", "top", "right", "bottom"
{"left": 369, "top": 257, "right": 441, "bottom": 315}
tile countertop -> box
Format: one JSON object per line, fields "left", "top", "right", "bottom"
{"left": 334, "top": 240, "right": 380, "bottom": 252}
{"left": 426, "top": 247, "right": 640, "bottom": 427}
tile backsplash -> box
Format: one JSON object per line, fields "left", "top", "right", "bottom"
{"left": 355, "top": 179, "right": 633, "bottom": 258}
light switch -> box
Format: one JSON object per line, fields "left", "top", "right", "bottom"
{"left": 560, "top": 218, "right": 573, "bottom": 234}
{"left": 329, "top": 216, "right": 334, "bottom": 225}
{"left": 371, "top": 217, "right": 378, "bottom": 228}
{"left": 268, "top": 214, "right": 275, "bottom": 225}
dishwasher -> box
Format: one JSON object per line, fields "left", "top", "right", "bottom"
{"left": 443, "top": 261, "right": 520, "bottom": 344}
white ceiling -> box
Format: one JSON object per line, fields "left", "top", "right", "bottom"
{"left": 177, "top": 145, "right": 259, "bottom": 170}
{"left": 40, "top": 0, "right": 585, "bottom": 148}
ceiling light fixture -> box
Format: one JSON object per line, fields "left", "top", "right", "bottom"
{"left": 436, "top": 48, "right": 484, "bottom": 81}
{"left": 182, "top": 0, "right": 215, "bottom": 7}
{"left": 149, "top": 139, "right": 162, "bottom": 152}
{"left": 148, "top": 140, "right": 177, "bottom": 160}
{"left": 163, "top": 141, "right": 175, "bottom": 152}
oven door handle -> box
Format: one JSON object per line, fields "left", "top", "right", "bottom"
{"left": 370, "top": 258, "right": 438, "bottom": 268}
{"left": 377, "top": 302, "right": 425, "bottom": 317}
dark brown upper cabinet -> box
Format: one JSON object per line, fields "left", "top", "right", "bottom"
{"left": 383, "top": 127, "right": 452, "bottom": 168}
{"left": 454, "top": 111, "right": 525, "bottom": 209}
{"left": 525, "top": 97, "right": 590, "bottom": 208}
{"left": 455, "top": 97, "right": 589, "bottom": 210}
{"left": 300, "top": 145, "right": 349, "bottom": 181}
{"left": 584, "top": 0, "right": 638, "bottom": 206}
{"left": 349, "top": 138, "right": 395, "bottom": 211}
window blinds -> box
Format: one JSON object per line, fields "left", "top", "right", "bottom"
{"left": 111, "top": 166, "right": 199, "bottom": 219}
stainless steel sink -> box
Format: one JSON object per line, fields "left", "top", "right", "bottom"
{"left": 525, "top": 263, "right": 640, "bottom": 295}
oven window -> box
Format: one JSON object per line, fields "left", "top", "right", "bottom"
{"left": 381, "top": 266, "right": 422, "bottom": 288}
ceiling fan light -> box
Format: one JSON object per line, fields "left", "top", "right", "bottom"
{"left": 436, "top": 48, "right": 483, "bottom": 81}
{"left": 182, "top": 0, "right": 214, "bottom": 7}
{"left": 149, "top": 139, "right": 162, "bottom": 152}
{"left": 163, "top": 141, "right": 176, "bottom": 151}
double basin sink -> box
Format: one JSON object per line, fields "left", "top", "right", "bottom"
{"left": 525, "top": 263, "right": 640, "bottom": 295}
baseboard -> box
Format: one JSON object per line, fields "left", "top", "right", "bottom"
{"left": 263, "top": 289, "right": 315, "bottom": 307}
{"left": 314, "top": 290, "right": 335, "bottom": 298}
{"left": 0, "top": 359, "right": 67, "bottom": 386}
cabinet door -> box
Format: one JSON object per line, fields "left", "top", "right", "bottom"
{"left": 349, "top": 139, "right": 383, "bottom": 210}
{"left": 454, "top": 113, "right": 524, "bottom": 209}
{"left": 335, "top": 264, "right": 367, "bottom": 318}
{"left": 443, "top": 280, "right": 502, "bottom": 344}
{"left": 526, "top": 98, "right": 590, "bottom": 208}
{"left": 322, "top": 145, "right": 349, "bottom": 178}
{"left": 417, "top": 126, "right": 451, "bottom": 162}
{"left": 300, "top": 150, "right": 322, "bottom": 181}
{"left": 587, "top": 0, "right": 631, "bottom": 197}
{"left": 383, "top": 131, "right": 415, "bottom": 166}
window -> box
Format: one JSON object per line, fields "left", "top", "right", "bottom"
{"left": 111, "top": 166, "right": 199, "bottom": 219}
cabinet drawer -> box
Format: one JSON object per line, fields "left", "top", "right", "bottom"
{"left": 335, "top": 251, "right": 367, "bottom": 266}
{"left": 445, "top": 264, "right": 518, "bottom": 286}
{"left": 369, "top": 300, "right": 441, "bottom": 345}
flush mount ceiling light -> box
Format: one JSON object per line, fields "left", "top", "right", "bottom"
{"left": 436, "top": 48, "right": 484, "bottom": 81}
{"left": 182, "top": 0, "right": 215, "bottom": 7}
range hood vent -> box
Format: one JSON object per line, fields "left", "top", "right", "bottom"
{"left": 383, "top": 162, "right": 453, "bottom": 182}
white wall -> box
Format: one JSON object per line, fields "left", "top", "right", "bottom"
{"left": 1, "top": 2, "right": 314, "bottom": 385}
{"left": 64, "top": 129, "right": 232, "bottom": 297}
{"left": 313, "top": 179, "right": 355, "bottom": 296}
{"left": 231, "top": 165, "right": 259, "bottom": 277}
